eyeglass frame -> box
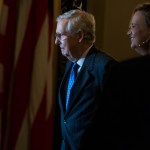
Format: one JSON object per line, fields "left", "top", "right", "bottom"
{"left": 55, "top": 33, "right": 72, "bottom": 41}
{"left": 55, "top": 31, "right": 80, "bottom": 41}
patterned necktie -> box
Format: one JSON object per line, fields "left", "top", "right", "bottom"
{"left": 66, "top": 63, "right": 79, "bottom": 109}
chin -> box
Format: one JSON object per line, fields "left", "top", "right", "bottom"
{"left": 131, "top": 44, "right": 137, "bottom": 50}
{"left": 62, "top": 52, "right": 67, "bottom": 57}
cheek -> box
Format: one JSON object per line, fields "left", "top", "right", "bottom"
{"left": 65, "top": 42, "right": 74, "bottom": 52}
{"left": 132, "top": 32, "right": 141, "bottom": 43}
{"left": 63, "top": 39, "right": 78, "bottom": 55}
{"left": 135, "top": 29, "right": 148, "bottom": 42}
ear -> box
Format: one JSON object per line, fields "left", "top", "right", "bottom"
{"left": 78, "top": 30, "right": 84, "bottom": 43}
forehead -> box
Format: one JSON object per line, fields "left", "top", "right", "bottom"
{"left": 56, "top": 19, "right": 68, "bottom": 33}
{"left": 130, "top": 11, "right": 146, "bottom": 26}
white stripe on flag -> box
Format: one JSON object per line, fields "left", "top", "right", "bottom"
{"left": 29, "top": 14, "right": 50, "bottom": 122}
{"left": 14, "top": 0, "right": 32, "bottom": 67}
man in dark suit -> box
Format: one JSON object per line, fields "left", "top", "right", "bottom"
{"left": 102, "top": 55, "right": 150, "bottom": 149}
{"left": 53, "top": 9, "right": 117, "bottom": 150}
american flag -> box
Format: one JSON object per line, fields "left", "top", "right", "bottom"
{"left": 0, "top": 0, "right": 56, "bottom": 149}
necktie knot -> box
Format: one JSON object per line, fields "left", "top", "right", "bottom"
{"left": 72, "top": 63, "right": 79, "bottom": 79}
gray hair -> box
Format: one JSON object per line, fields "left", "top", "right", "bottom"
{"left": 56, "top": 9, "right": 96, "bottom": 43}
{"left": 133, "top": 3, "right": 150, "bottom": 28}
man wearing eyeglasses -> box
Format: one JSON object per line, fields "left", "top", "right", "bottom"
{"left": 53, "top": 9, "right": 118, "bottom": 150}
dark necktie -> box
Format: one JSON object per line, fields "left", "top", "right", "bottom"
{"left": 66, "top": 63, "right": 79, "bottom": 109}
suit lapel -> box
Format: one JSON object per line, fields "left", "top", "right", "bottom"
{"left": 59, "top": 62, "right": 73, "bottom": 112}
{"left": 65, "top": 47, "right": 97, "bottom": 114}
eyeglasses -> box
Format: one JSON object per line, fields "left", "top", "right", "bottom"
{"left": 55, "top": 33, "right": 72, "bottom": 41}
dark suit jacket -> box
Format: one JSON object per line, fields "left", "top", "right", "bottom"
{"left": 102, "top": 55, "right": 150, "bottom": 150}
{"left": 54, "top": 45, "right": 117, "bottom": 150}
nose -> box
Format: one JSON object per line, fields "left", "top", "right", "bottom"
{"left": 127, "top": 28, "right": 131, "bottom": 36}
{"left": 55, "top": 37, "right": 60, "bottom": 45}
